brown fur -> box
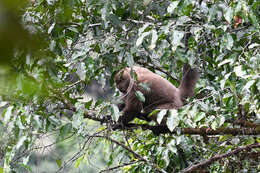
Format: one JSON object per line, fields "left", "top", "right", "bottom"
{"left": 114, "top": 65, "right": 199, "bottom": 125}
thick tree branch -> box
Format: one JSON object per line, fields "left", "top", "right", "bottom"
{"left": 180, "top": 143, "right": 260, "bottom": 173}
{"left": 227, "top": 119, "right": 259, "bottom": 128}
{"left": 113, "top": 123, "right": 260, "bottom": 136}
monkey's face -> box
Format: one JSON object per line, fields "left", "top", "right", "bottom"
{"left": 115, "top": 69, "right": 130, "bottom": 93}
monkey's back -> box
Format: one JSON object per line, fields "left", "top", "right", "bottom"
{"left": 132, "top": 66, "right": 183, "bottom": 110}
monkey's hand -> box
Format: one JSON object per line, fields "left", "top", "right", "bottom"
{"left": 112, "top": 123, "right": 124, "bottom": 130}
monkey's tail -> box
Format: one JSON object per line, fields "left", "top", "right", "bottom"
{"left": 178, "top": 64, "right": 199, "bottom": 100}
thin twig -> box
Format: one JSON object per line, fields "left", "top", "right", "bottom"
{"left": 137, "top": 61, "right": 178, "bottom": 82}
{"left": 180, "top": 143, "right": 260, "bottom": 173}
{"left": 93, "top": 135, "right": 167, "bottom": 173}
{"left": 55, "top": 131, "right": 105, "bottom": 173}
{"left": 99, "top": 161, "right": 138, "bottom": 173}
{"left": 62, "top": 80, "right": 82, "bottom": 93}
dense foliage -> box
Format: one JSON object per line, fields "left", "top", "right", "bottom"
{"left": 0, "top": 0, "right": 259, "bottom": 172}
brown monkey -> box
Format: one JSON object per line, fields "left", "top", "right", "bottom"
{"left": 114, "top": 64, "right": 199, "bottom": 126}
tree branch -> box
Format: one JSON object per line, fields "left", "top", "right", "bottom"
{"left": 227, "top": 119, "right": 259, "bottom": 128}
{"left": 113, "top": 123, "right": 260, "bottom": 136}
{"left": 180, "top": 143, "right": 260, "bottom": 173}
{"left": 99, "top": 161, "right": 138, "bottom": 173}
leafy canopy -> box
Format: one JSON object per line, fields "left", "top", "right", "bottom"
{"left": 0, "top": 0, "right": 260, "bottom": 173}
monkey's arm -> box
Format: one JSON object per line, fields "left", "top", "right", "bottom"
{"left": 117, "top": 102, "right": 125, "bottom": 111}
{"left": 118, "top": 91, "right": 143, "bottom": 125}
{"left": 118, "top": 103, "right": 152, "bottom": 122}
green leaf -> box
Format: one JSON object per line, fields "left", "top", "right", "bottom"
{"left": 139, "top": 82, "right": 151, "bottom": 92}
{"left": 108, "top": 14, "right": 122, "bottom": 28}
{"left": 218, "top": 116, "right": 225, "bottom": 126}
{"left": 219, "top": 135, "right": 232, "bottom": 142}
{"left": 136, "top": 31, "right": 150, "bottom": 47}
{"left": 18, "top": 164, "right": 32, "bottom": 172}
{"left": 56, "top": 159, "right": 62, "bottom": 168}
{"left": 234, "top": 65, "right": 247, "bottom": 78}
{"left": 3, "top": 106, "right": 13, "bottom": 124}
{"left": 157, "top": 109, "right": 167, "bottom": 124}
{"left": 167, "top": 140, "right": 177, "bottom": 154}
{"left": 148, "top": 109, "right": 160, "bottom": 117}
{"left": 101, "top": 5, "right": 108, "bottom": 28}
{"left": 16, "top": 116, "right": 26, "bottom": 130}
{"left": 220, "top": 72, "right": 231, "bottom": 89}
{"left": 111, "top": 105, "right": 120, "bottom": 121}
{"left": 32, "top": 115, "right": 42, "bottom": 129}
{"left": 194, "top": 112, "right": 205, "bottom": 122}
{"left": 218, "top": 59, "right": 234, "bottom": 67}
{"left": 76, "top": 62, "right": 86, "bottom": 81}
{"left": 243, "top": 80, "right": 255, "bottom": 91}
{"left": 190, "top": 27, "right": 202, "bottom": 42}
{"left": 211, "top": 121, "right": 218, "bottom": 130}
{"left": 75, "top": 155, "right": 84, "bottom": 168}
{"left": 48, "top": 23, "right": 55, "bottom": 34}
{"left": 220, "top": 79, "right": 226, "bottom": 90}
{"left": 16, "top": 136, "right": 27, "bottom": 149}
{"left": 162, "top": 149, "right": 170, "bottom": 166}
{"left": 188, "top": 105, "right": 197, "bottom": 118}
{"left": 138, "top": 23, "right": 150, "bottom": 34}
{"left": 48, "top": 116, "right": 61, "bottom": 126}
{"left": 126, "top": 52, "right": 135, "bottom": 67}
{"left": 143, "top": 0, "right": 152, "bottom": 5}
{"left": 72, "top": 111, "right": 83, "bottom": 128}
{"left": 224, "top": 7, "right": 233, "bottom": 23}
{"left": 222, "top": 33, "right": 233, "bottom": 51}
{"left": 170, "top": 30, "right": 184, "bottom": 51}
{"left": 167, "top": 1, "right": 179, "bottom": 14}
{"left": 72, "top": 51, "right": 86, "bottom": 60}
{"left": 0, "top": 101, "right": 8, "bottom": 107}
{"left": 85, "top": 99, "right": 93, "bottom": 109}
{"left": 135, "top": 91, "right": 145, "bottom": 102}
{"left": 249, "top": 13, "right": 260, "bottom": 29}
{"left": 223, "top": 93, "right": 232, "bottom": 105}
{"left": 148, "top": 30, "right": 158, "bottom": 50}
{"left": 166, "top": 109, "right": 179, "bottom": 132}
{"left": 182, "top": 3, "right": 193, "bottom": 16}
{"left": 248, "top": 43, "right": 260, "bottom": 49}
{"left": 60, "top": 123, "right": 72, "bottom": 138}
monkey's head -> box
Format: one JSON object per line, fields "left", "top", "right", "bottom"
{"left": 114, "top": 68, "right": 131, "bottom": 93}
